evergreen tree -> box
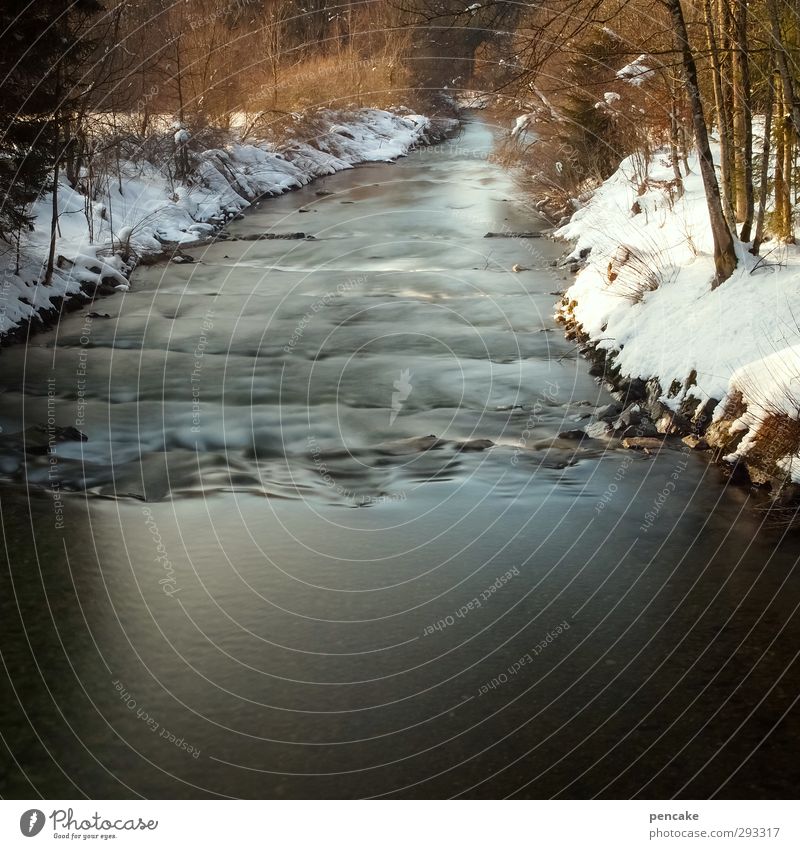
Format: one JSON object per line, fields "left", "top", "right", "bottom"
{"left": 0, "top": 1, "right": 103, "bottom": 251}
{"left": 0, "top": 3, "right": 61, "bottom": 240}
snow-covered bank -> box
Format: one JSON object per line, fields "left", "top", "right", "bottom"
{"left": 556, "top": 148, "right": 800, "bottom": 491}
{"left": 0, "top": 108, "right": 452, "bottom": 340}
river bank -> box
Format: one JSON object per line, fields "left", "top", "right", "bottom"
{"left": 552, "top": 145, "right": 800, "bottom": 514}
{"left": 0, "top": 108, "right": 456, "bottom": 347}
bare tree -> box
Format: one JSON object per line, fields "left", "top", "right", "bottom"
{"left": 664, "top": 0, "right": 737, "bottom": 284}
{"left": 752, "top": 65, "right": 775, "bottom": 255}
{"left": 730, "top": 0, "right": 754, "bottom": 240}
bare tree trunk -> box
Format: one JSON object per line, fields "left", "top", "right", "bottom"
{"left": 717, "top": 0, "right": 737, "bottom": 225}
{"left": 767, "top": 0, "right": 800, "bottom": 136}
{"left": 775, "top": 80, "right": 787, "bottom": 238}
{"left": 45, "top": 159, "right": 59, "bottom": 286}
{"left": 669, "top": 86, "right": 685, "bottom": 196}
{"left": 140, "top": 62, "right": 151, "bottom": 137}
{"left": 731, "top": 0, "right": 754, "bottom": 239}
{"left": 703, "top": 0, "right": 736, "bottom": 228}
{"left": 666, "top": 0, "right": 737, "bottom": 285}
{"left": 679, "top": 92, "right": 692, "bottom": 174}
{"left": 752, "top": 68, "right": 775, "bottom": 254}
{"left": 45, "top": 66, "right": 62, "bottom": 287}
{"left": 174, "top": 37, "right": 185, "bottom": 126}
{"left": 773, "top": 74, "right": 796, "bottom": 242}
{"left": 173, "top": 35, "right": 189, "bottom": 180}
{"left": 783, "top": 111, "right": 795, "bottom": 242}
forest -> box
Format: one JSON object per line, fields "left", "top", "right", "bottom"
{"left": 2, "top": 1, "right": 800, "bottom": 287}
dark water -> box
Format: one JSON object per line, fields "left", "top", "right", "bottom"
{"left": 1, "top": 118, "right": 799, "bottom": 799}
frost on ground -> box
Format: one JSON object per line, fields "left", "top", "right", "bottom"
{"left": 557, "top": 145, "right": 800, "bottom": 482}
{"left": 0, "top": 108, "right": 440, "bottom": 338}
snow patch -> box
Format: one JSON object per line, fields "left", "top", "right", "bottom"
{"left": 616, "top": 55, "right": 654, "bottom": 86}
{"left": 558, "top": 141, "right": 800, "bottom": 472}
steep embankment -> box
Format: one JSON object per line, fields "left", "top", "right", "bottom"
{"left": 0, "top": 108, "right": 455, "bottom": 343}
{"left": 555, "top": 148, "right": 800, "bottom": 504}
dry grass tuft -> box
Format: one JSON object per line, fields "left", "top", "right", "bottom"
{"left": 705, "top": 390, "right": 748, "bottom": 456}
{"left": 604, "top": 241, "right": 677, "bottom": 304}
{"left": 745, "top": 413, "right": 800, "bottom": 481}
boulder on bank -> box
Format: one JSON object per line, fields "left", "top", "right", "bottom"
{"left": 612, "top": 403, "right": 642, "bottom": 430}
{"left": 595, "top": 403, "right": 622, "bottom": 422}
{"left": 584, "top": 421, "right": 612, "bottom": 439}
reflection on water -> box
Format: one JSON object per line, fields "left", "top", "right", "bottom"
{"left": 1, "top": 118, "right": 799, "bottom": 799}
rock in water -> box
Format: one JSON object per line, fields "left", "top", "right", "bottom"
{"left": 622, "top": 436, "right": 666, "bottom": 451}
{"left": 557, "top": 429, "right": 588, "bottom": 441}
{"left": 456, "top": 439, "right": 495, "bottom": 452}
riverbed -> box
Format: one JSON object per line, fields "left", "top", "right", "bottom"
{"left": 0, "top": 116, "right": 798, "bottom": 799}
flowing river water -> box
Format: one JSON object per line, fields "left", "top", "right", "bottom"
{"left": 1, "top": 117, "right": 799, "bottom": 799}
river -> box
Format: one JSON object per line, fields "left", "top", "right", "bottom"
{"left": 1, "top": 116, "right": 799, "bottom": 799}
